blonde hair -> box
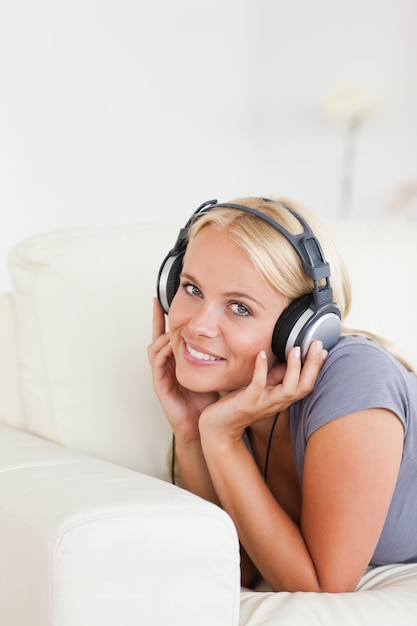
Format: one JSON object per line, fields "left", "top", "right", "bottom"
{"left": 187, "top": 197, "right": 415, "bottom": 373}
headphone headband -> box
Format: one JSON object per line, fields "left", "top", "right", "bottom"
{"left": 188, "top": 198, "right": 333, "bottom": 308}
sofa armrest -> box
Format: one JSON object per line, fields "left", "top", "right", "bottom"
{"left": 0, "top": 425, "right": 240, "bottom": 626}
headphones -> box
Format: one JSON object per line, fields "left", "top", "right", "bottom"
{"left": 157, "top": 199, "right": 341, "bottom": 362}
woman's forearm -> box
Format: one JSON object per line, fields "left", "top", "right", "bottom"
{"left": 200, "top": 432, "right": 321, "bottom": 592}
{"left": 175, "top": 437, "right": 220, "bottom": 505}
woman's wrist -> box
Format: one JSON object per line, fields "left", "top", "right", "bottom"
{"left": 198, "top": 412, "right": 244, "bottom": 449}
{"left": 173, "top": 429, "right": 201, "bottom": 447}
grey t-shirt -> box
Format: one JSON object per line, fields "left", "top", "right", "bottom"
{"left": 290, "top": 335, "right": 417, "bottom": 565}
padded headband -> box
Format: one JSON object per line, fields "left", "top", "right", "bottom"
{"left": 185, "top": 199, "right": 334, "bottom": 308}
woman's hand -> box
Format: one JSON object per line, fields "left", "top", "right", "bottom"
{"left": 147, "top": 298, "right": 219, "bottom": 442}
{"left": 199, "top": 342, "right": 327, "bottom": 440}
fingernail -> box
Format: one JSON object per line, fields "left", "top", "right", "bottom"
{"left": 293, "top": 346, "right": 301, "bottom": 359}
{"left": 315, "top": 341, "right": 323, "bottom": 353}
{"left": 260, "top": 350, "right": 267, "bottom": 359}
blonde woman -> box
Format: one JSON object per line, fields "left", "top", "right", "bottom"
{"left": 148, "top": 197, "right": 416, "bottom": 593}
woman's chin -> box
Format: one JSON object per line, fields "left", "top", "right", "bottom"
{"left": 177, "top": 374, "right": 215, "bottom": 393}
{"left": 175, "top": 365, "right": 221, "bottom": 394}
{"left": 175, "top": 368, "right": 250, "bottom": 396}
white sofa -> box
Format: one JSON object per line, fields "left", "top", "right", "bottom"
{"left": 1, "top": 217, "right": 417, "bottom": 626}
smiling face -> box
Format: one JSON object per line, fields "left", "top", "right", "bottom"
{"left": 168, "top": 225, "right": 287, "bottom": 394}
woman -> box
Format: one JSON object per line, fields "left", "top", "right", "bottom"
{"left": 148, "top": 197, "right": 417, "bottom": 593}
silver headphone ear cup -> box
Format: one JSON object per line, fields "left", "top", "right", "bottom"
{"left": 295, "top": 306, "right": 341, "bottom": 361}
{"left": 157, "top": 252, "right": 184, "bottom": 313}
{"left": 272, "top": 295, "right": 341, "bottom": 363}
{"left": 272, "top": 295, "right": 311, "bottom": 362}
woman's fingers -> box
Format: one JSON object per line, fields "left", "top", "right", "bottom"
{"left": 277, "top": 341, "right": 326, "bottom": 400}
{"left": 280, "top": 345, "right": 302, "bottom": 392}
{"left": 297, "top": 340, "right": 328, "bottom": 393}
{"left": 249, "top": 350, "right": 270, "bottom": 392}
{"left": 148, "top": 299, "right": 173, "bottom": 380}
{"left": 201, "top": 341, "right": 329, "bottom": 433}
{"left": 152, "top": 297, "right": 167, "bottom": 342}
{"left": 255, "top": 341, "right": 327, "bottom": 412}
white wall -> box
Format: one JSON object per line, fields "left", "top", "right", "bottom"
{"left": 251, "top": 0, "right": 417, "bottom": 219}
{"left": 1, "top": 0, "right": 416, "bottom": 292}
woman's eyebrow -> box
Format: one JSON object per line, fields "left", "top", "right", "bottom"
{"left": 180, "top": 272, "right": 198, "bottom": 283}
{"left": 181, "top": 273, "right": 266, "bottom": 310}
{"left": 224, "top": 291, "right": 266, "bottom": 309}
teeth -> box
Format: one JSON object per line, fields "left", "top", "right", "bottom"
{"left": 186, "top": 343, "right": 222, "bottom": 362}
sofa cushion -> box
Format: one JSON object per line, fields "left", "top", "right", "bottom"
{"left": 241, "top": 562, "right": 417, "bottom": 626}
{"left": 8, "top": 222, "right": 181, "bottom": 479}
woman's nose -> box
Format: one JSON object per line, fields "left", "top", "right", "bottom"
{"left": 187, "top": 303, "right": 220, "bottom": 337}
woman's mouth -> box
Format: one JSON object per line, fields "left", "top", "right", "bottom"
{"left": 185, "top": 342, "right": 223, "bottom": 362}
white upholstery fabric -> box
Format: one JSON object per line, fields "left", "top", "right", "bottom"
{"left": 0, "top": 294, "right": 23, "bottom": 428}
{"left": 8, "top": 223, "right": 182, "bottom": 479}
{"left": 0, "top": 424, "right": 240, "bottom": 626}
{"left": 241, "top": 564, "right": 417, "bottom": 625}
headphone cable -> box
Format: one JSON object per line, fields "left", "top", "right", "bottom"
{"left": 171, "top": 432, "right": 176, "bottom": 485}
{"left": 263, "top": 412, "right": 280, "bottom": 483}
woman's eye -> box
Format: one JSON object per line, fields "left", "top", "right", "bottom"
{"left": 183, "top": 282, "right": 202, "bottom": 297}
{"left": 230, "top": 302, "right": 250, "bottom": 317}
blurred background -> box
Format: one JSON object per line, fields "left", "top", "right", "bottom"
{"left": 1, "top": 0, "right": 416, "bottom": 291}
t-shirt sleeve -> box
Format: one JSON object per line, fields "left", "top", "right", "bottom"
{"left": 300, "top": 337, "right": 409, "bottom": 442}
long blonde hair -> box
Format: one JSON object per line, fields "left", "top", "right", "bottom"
{"left": 187, "top": 197, "right": 415, "bottom": 373}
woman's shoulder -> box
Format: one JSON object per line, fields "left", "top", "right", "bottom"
{"left": 330, "top": 334, "right": 395, "bottom": 359}
{"left": 296, "top": 334, "right": 416, "bottom": 437}
{"left": 326, "top": 334, "right": 411, "bottom": 377}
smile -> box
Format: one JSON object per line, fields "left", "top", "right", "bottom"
{"left": 185, "top": 343, "right": 223, "bottom": 362}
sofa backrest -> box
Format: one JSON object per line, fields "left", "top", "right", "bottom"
{"left": 7, "top": 222, "right": 180, "bottom": 480}
{"left": 4, "top": 218, "right": 417, "bottom": 480}
{"left": 0, "top": 293, "right": 24, "bottom": 429}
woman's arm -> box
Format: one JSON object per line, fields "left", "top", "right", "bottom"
{"left": 173, "top": 437, "right": 219, "bottom": 504}
{"left": 200, "top": 430, "right": 321, "bottom": 591}
{"left": 198, "top": 346, "right": 404, "bottom": 592}
{"left": 301, "top": 408, "right": 403, "bottom": 591}
{"left": 200, "top": 408, "right": 403, "bottom": 592}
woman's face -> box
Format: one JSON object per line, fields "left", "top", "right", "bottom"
{"left": 168, "top": 225, "right": 287, "bottom": 394}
